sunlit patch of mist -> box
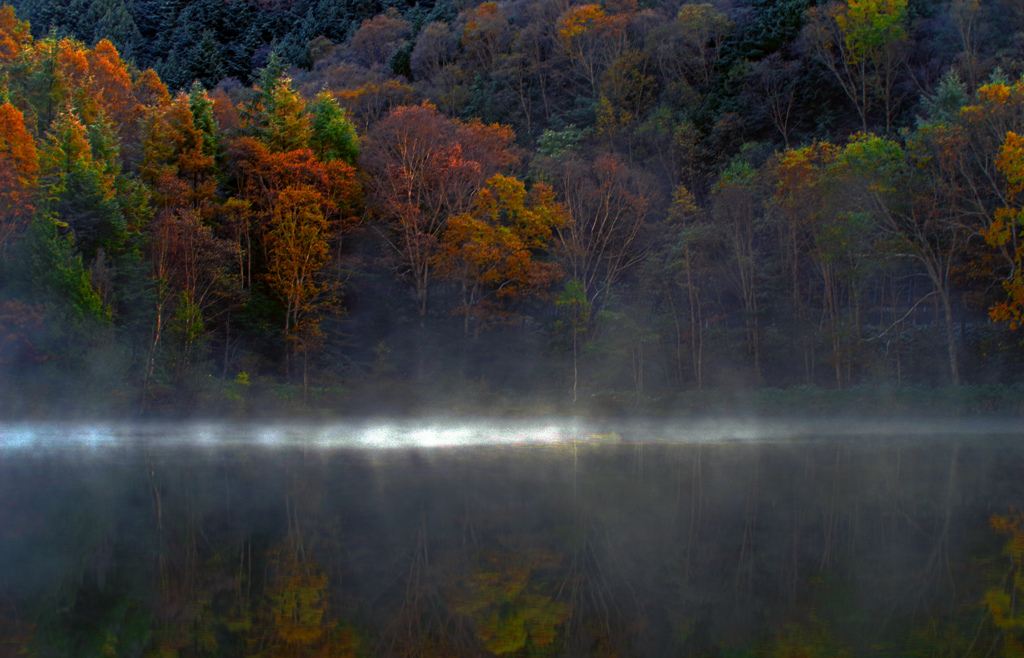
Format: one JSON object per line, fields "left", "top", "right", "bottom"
{"left": 0, "top": 417, "right": 1022, "bottom": 452}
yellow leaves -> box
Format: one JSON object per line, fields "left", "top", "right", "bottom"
{"left": 273, "top": 569, "right": 328, "bottom": 644}
{"left": 0, "top": 5, "right": 31, "bottom": 61}
{"left": 667, "top": 184, "right": 698, "bottom": 224}
{"left": 258, "top": 549, "right": 336, "bottom": 655}
{"left": 985, "top": 511, "right": 1024, "bottom": 651}
{"left": 835, "top": 0, "right": 907, "bottom": 59}
{"left": 556, "top": 2, "right": 627, "bottom": 90}
{"left": 265, "top": 186, "right": 331, "bottom": 313}
{"left": 557, "top": 4, "right": 608, "bottom": 41}
{"left": 676, "top": 3, "right": 733, "bottom": 47}
{"left": 958, "top": 79, "right": 1024, "bottom": 136}
{"left": 434, "top": 175, "right": 563, "bottom": 332}
{"left": 39, "top": 104, "right": 94, "bottom": 180}
{"left": 988, "top": 132, "right": 1024, "bottom": 327}
{"left": 560, "top": 3, "right": 628, "bottom": 42}
{"left": 437, "top": 175, "right": 563, "bottom": 293}
{"left": 979, "top": 82, "right": 1013, "bottom": 106}
{"left": 454, "top": 550, "right": 569, "bottom": 655}
{"left": 773, "top": 142, "right": 840, "bottom": 203}
{"left": 998, "top": 132, "right": 1024, "bottom": 197}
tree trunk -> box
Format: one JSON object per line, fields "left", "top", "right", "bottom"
{"left": 941, "top": 289, "right": 961, "bottom": 386}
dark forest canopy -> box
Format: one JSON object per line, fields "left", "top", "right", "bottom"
{"left": 2, "top": 0, "right": 1024, "bottom": 416}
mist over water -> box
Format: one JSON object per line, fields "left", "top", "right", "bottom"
{"left": 2, "top": 418, "right": 1024, "bottom": 655}
{"left": 2, "top": 416, "right": 1022, "bottom": 451}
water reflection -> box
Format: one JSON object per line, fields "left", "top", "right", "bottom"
{"left": 0, "top": 420, "right": 1022, "bottom": 656}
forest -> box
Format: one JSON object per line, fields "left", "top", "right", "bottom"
{"left": 1, "top": 0, "right": 1024, "bottom": 416}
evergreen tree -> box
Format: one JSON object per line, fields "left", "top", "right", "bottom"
{"left": 38, "top": 104, "right": 125, "bottom": 262}
{"left": 91, "top": 0, "right": 142, "bottom": 62}
{"left": 188, "top": 80, "right": 220, "bottom": 158}
{"left": 186, "top": 30, "right": 225, "bottom": 90}
{"left": 308, "top": 92, "right": 358, "bottom": 164}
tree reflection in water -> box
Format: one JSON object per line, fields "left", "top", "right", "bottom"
{"left": 0, "top": 422, "right": 1021, "bottom": 656}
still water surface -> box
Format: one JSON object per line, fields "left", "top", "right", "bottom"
{"left": 1, "top": 418, "right": 1022, "bottom": 656}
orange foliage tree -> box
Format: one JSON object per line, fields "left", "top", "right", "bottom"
{"left": 0, "top": 6, "right": 31, "bottom": 62}
{"left": 988, "top": 131, "right": 1024, "bottom": 328}
{"left": 86, "top": 40, "right": 136, "bottom": 140}
{"left": 227, "top": 127, "right": 360, "bottom": 386}
{"left": 556, "top": 4, "right": 628, "bottom": 96}
{"left": 434, "top": 175, "right": 565, "bottom": 335}
{"left": 264, "top": 186, "right": 333, "bottom": 394}
{"left": 0, "top": 101, "right": 38, "bottom": 260}
{"left": 141, "top": 91, "right": 218, "bottom": 214}
{"left": 361, "top": 102, "right": 517, "bottom": 316}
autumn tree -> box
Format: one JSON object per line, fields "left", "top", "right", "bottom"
{"left": 671, "top": 3, "right": 732, "bottom": 87}
{"left": 0, "top": 101, "right": 38, "bottom": 261}
{"left": 410, "top": 21, "right": 458, "bottom": 83}
{"left": 556, "top": 4, "right": 628, "bottom": 96}
{"left": 140, "top": 90, "right": 218, "bottom": 214}
{"left": 553, "top": 152, "right": 653, "bottom": 311}
{"left": 0, "top": 5, "right": 31, "bottom": 62}
{"left": 460, "top": 2, "right": 513, "bottom": 72}
{"left": 86, "top": 40, "right": 136, "bottom": 147}
{"left": 434, "top": 175, "right": 565, "bottom": 336}
{"left": 986, "top": 131, "right": 1024, "bottom": 330}
{"left": 229, "top": 138, "right": 361, "bottom": 234}
{"left": 952, "top": 78, "right": 1024, "bottom": 311}
{"left": 802, "top": 0, "right": 909, "bottom": 131}
{"left": 138, "top": 89, "right": 235, "bottom": 392}
{"left": 347, "top": 10, "right": 412, "bottom": 70}
{"left": 360, "top": 102, "right": 516, "bottom": 317}
{"left": 264, "top": 186, "right": 333, "bottom": 396}
{"left": 768, "top": 141, "right": 840, "bottom": 383}
{"left": 226, "top": 112, "right": 360, "bottom": 389}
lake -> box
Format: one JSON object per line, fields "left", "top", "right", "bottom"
{"left": 1, "top": 418, "right": 1022, "bottom": 656}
